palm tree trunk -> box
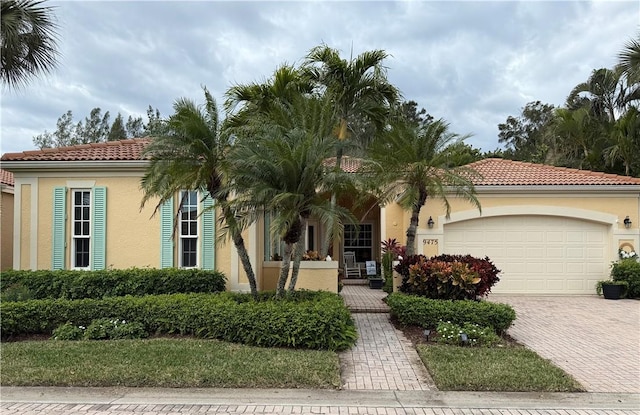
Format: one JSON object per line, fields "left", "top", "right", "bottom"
{"left": 321, "top": 146, "right": 344, "bottom": 256}
{"left": 288, "top": 221, "right": 307, "bottom": 292}
{"left": 277, "top": 242, "right": 294, "bottom": 297}
{"left": 405, "top": 189, "right": 427, "bottom": 256}
{"left": 222, "top": 204, "right": 258, "bottom": 299}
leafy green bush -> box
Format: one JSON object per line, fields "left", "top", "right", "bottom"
{"left": 0, "top": 268, "right": 226, "bottom": 300}
{"left": 610, "top": 259, "right": 640, "bottom": 298}
{"left": 386, "top": 292, "right": 516, "bottom": 334}
{"left": 52, "top": 322, "right": 85, "bottom": 340}
{"left": 395, "top": 254, "right": 500, "bottom": 299}
{"left": 435, "top": 321, "right": 501, "bottom": 346}
{"left": 1, "top": 291, "right": 357, "bottom": 350}
{"left": 0, "top": 283, "right": 33, "bottom": 302}
{"left": 83, "top": 318, "right": 148, "bottom": 340}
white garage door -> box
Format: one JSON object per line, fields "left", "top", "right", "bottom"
{"left": 443, "top": 215, "right": 610, "bottom": 294}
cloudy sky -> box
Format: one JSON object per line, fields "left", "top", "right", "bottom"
{"left": 1, "top": 0, "right": 638, "bottom": 155}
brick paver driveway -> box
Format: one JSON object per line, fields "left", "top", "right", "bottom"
{"left": 493, "top": 295, "right": 640, "bottom": 393}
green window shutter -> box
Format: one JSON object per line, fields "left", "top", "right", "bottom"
{"left": 91, "top": 187, "right": 107, "bottom": 270}
{"left": 52, "top": 187, "right": 67, "bottom": 270}
{"left": 201, "top": 195, "right": 215, "bottom": 270}
{"left": 160, "top": 197, "right": 174, "bottom": 268}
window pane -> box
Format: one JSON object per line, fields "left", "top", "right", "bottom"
{"left": 83, "top": 207, "right": 90, "bottom": 219}
{"left": 74, "top": 222, "right": 81, "bottom": 236}
{"left": 75, "top": 191, "right": 82, "bottom": 205}
{"left": 83, "top": 222, "right": 90, "bottom": 236}
{"left": 190, "top": 222, "right": 197, "bottom": 235}
{"left": 75, "top": 207, "right": 81, "bottom": 220}
{"left": 182, "top": 238, "right": 197, "bottom": 267}
{"left": 75, "top": 238, "right": 90, "bottom": 268}
{"left": 82, "top": 192, "right": 90, "bottom": 206}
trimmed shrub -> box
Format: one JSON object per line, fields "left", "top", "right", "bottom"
{"left": 0, "top": 291, "right": 357, "bottom": 351}
{"left": 611, "top": 259, "right": 640, "bottom": 299}
{"left": 395, "top": 254, "right": 500, "bottom": 299}
{"left": 0, "top": 268, "right": 226, "bottom": 300}
{"left": 52, "top": 322, "right": 85, "bottom": 340}
{"left": 386, "top": 292, "right": 516, "bottom": 334}
{"left": 435, "top": 321, "right": 501, "bottom": 347}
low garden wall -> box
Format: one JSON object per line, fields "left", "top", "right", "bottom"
{"left": 262, "top": 261, "right": 339, "bottom": 293}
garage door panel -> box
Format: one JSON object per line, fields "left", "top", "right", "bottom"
{"left": 443, "top": 215, "right": 610, "bottom": 294}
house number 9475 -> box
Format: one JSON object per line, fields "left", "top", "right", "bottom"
{"left": 423, "top": 239, "right": 438, "bottom": 245}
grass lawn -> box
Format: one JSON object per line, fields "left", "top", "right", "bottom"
{"left": 1, "top": 338, "right": 341, "bottom": 388}
{"left": 417, "top": 344, "right": 584, "bottom": 392}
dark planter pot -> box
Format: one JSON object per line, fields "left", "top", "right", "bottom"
{"left": 369, "top": 278, "right": 384, "bottom": 289}
{"left": 602, "top": 283, "right": 624, "bottom": 300}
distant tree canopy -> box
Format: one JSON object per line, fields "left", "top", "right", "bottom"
{"left": 33, "top": 105, "right": 161, "bottom": 149}
{"left": 497, "top": 33, "right": 640, "bottom": 177}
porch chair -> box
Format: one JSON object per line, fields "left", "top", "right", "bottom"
{"left": 343, "top": 251, "right": 362, "bottom": 279}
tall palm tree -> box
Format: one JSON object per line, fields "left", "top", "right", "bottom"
{"left": 1, "top": 0, "right": 59, "bottom": 89}
{"left": 228, "top": 94, "right": 353, "bottom": 297}
{"left": 567, "top": 68, "right": 621, "bottom": 122}
{"left": 140, "top": 87, "right": 259, "bottom": 298}
{"left": 552, "top": 107, "right": 608, "bottom": 171}
{"left": 605, "top": 106, "right": 640, "bottom": 176}
{"left": 618, "top": 34, "right": 640, "bottom": 82}
{"left": 362, "top": 119, "right": 480, "bottom": 256}
{"left": 224, "top": 64, "right": 313, "bottom": 131}
{"left": 303, "top": 44, "right": 401, "bottom": 254}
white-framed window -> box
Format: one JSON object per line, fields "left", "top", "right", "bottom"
{"left": 344, "top": 222, "right": 374, "bottom": 263}
{"left": 72, "top": 189, "right": 91, "bottom": 269}
{"left": 179, "top": 190, "right": 199, "bottom": 268}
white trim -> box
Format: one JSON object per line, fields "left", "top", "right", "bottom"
{"left": 1, "top": 160, "right": 148, "bottom": 172}
{"left": 71, "top": 189, "right": 92, "bottom": 270}
{"left": 12, "top": 177, "right": 39, "bottom": 270}
{"left": 66, "top": 180, "right": 96, "bottom": 188}
{"left": 440, "top": 205, "right": 618, "bottom": 230}
{"left": 380, "top": 206, "right": 387, "bottom": 246}
{"left": 474, "top": 185, "right": 640, "bottom": 194}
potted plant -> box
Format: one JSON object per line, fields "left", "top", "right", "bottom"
{"left": 368, "top": 274, "right": 384, "bottom": 289}
{"left": 596, "top": 280, "right": 628, "bottom": 300}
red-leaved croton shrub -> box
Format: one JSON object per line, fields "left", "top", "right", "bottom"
{"left": 395, "top": 254, "right": 501, "bottom": 300}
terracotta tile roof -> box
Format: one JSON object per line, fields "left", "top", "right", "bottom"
{"left": 0, "top": 169, "right": 14, "bottom": 187}
{"left": 0, "top": 138, "right": 151, "bottom": 162}
{"left": 323, "top": 156, "right": 361, "bottom": 173}
{"left": 2, "top": 139, "right": 639, "bottom": 187}
{"left": 467, "top": 158, "right": 640, "bottom": 186}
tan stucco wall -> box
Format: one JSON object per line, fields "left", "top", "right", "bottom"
{"left": 20, "top": 184, "right": 31, "bottom": 269}
{"left": 35, "top": 176, "right": 161, "bottom": 270}
{"left": 0, "top": 189, "right": 14, "bottom": 270}
{"left": 399, "top": 191, "right": 640, "bottom": 258}
{"left": 262, "top": 261, "right": 338, "bottom": 292}
{"left": 416, "top": 194, "right": 638, "bottom": 231}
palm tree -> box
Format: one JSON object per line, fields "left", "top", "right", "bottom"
{"left": 1, "top": 0, "right": 59, "bottom": 89}
{"left": 551, "top": 107, "right": 608, "bottom": 171}
{"left": 567, "top": 68, "right": 621, "bottom": 123}
{"left": 139, "top": 87, "right": 259, "bottom": 298}
{"left": 618, "top": 34, "right": 640, "bottom": 82}
{"left": 228, "top": 94, "right": 353, "bottom": 297}
{"left": 303, "top": 44, "right": 401, "bottom": 254}
{"left": 605, "top": 106, "right": 640, "bottom": 176}
{"left": 224, "top": 64, "right": 313, "bottom": 131}
{"left": 362, "top": 118, "right": 480, "bottom": 256}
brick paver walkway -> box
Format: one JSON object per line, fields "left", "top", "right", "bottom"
{"left": 494, "top": 295, "right": 640, "bottom": 394}
{"left": 340, "top": 281, "right": 389, "bottom": 313}
{"left": 338, "top": 284, "right": 435, "bottom": 391}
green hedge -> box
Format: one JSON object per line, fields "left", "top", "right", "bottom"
{"left": 611, "top": 259, "right": 640, "bottom": 299}
{"left": 0, "top": 268, "right": 226, "bottom": 300}
{"left": 386, "top": 292, "right": 516, "bottom": 334}
{"left": 0, "top": 291, "right": 357, "bottom": 351}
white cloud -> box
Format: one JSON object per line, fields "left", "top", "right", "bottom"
{"left": 1, "top": 0, "right": 638, "bottom": 154}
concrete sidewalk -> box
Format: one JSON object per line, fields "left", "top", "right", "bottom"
{"left": 1, "top": 387, "right": 639, "bottom": 414}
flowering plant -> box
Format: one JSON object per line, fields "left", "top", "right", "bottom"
{"left": 619, "top": 248, "right": 638, "bottom": 260}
